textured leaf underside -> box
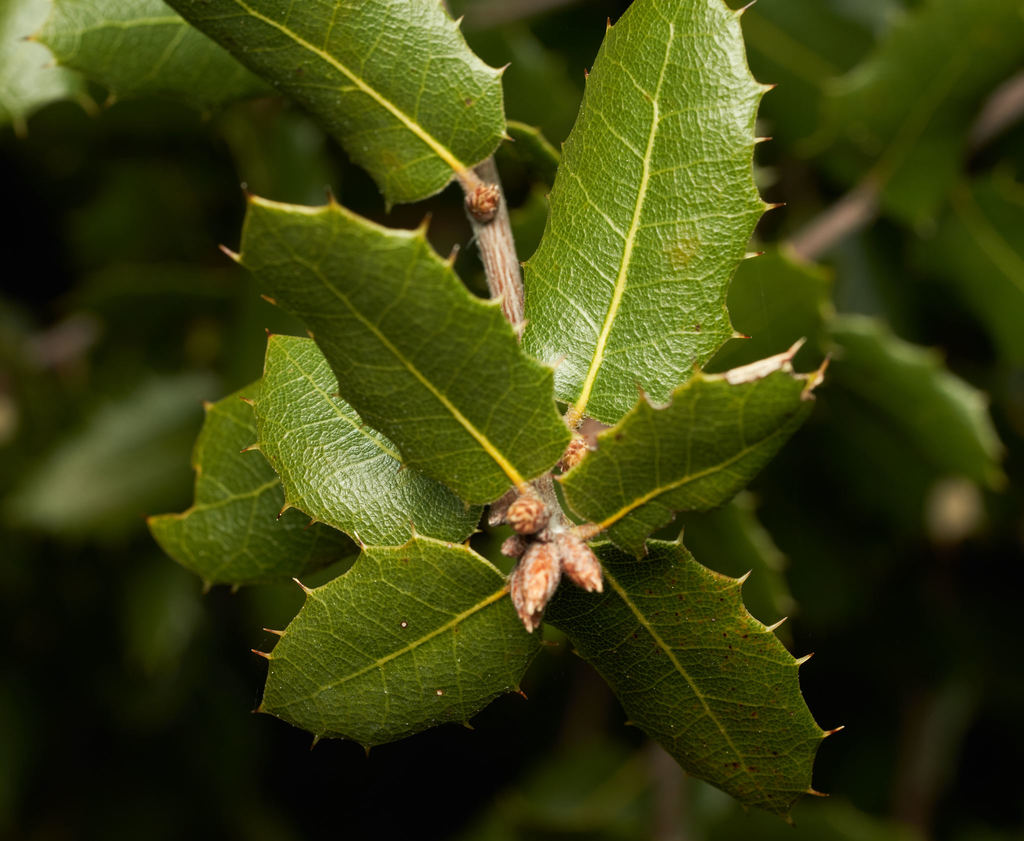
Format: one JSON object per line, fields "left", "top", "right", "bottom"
{"left": 545, "top": 540, "right": 825, "bottom": 816}
{"left": 260, "top": 537, "right": 540, "bottom": 745}
{"left": 149, "top": 383, "right": 352, "bottom": 586}
{"left": 37, "top": 0, "right": 268, "bottom": 109}
{"left": 238, "top": 196, "right": 570, "bottom": 504}
{"left": 523, "top": 0, "right": 767, "bottom": 424}
{"left": 254, "top": 334, "right": 480, "bottom": 544}
{"left": 164, "top": 0, "right": 505, "bottom": 205}
{"left": 561, "top": 354, "right": 818, "bottom": 556}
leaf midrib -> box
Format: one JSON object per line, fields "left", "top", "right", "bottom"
{"left": 602, "top": 565, "right": 768, "bottom": 800}
{"left": 571, "top": 22, "right": 673, "bottom": 423}
{"left": 225, "top": 0, "right": 470, "bottom": 177}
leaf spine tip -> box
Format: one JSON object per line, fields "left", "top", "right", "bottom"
{"left": 761, "top": 82, "right": 778, "bottom": 93}
{"left": 765, "top": 616, "right": 788, "bottom": 633}
{"left": 754, "top": 135, "right": 772, "bottom": 145}
{"left": 201, "top": 579, "right": 213, "bottom": 595}
{"left": 823, "top": 724, "right": 845, "bottom": 738}
{"left": 736, "top": 0, "right": 757, "bottom": 15}
{"left": 218, "top": 244, "right": 241, "bottom": 263}
{"left": 251, "top": 648, "right": 272, "bottom": 660}
{"left": 201, "top": 400, "right": 214, "bottom": 411}
{"left": 795, "top": 652, "right": 814, "bottom": 666}
{"left": 238, "top": 396, "right": 255, "bottom": 406}
{"left": 263, "top": 627, "right": 284, "bottom": 637}
{"left": 583, "top": 67, "right": 589, "bottom": 80}
{"left": 803, "top": 355, "right": 830, "bottom": 399}
{"left": 736, "top": 570, "right": 751, "bottom": 585}
{"left": 515, "top": 687, "right": 528, "bottom": 700}
{"left": 240, "top": 443, "right": 260, "bottom": 454}
{"left": 765, "top": 201, "right": 786, "bottom": 212}
{"left": 461, "top": 721, "right": 475, "bottom": 731}
{"left": 362, "top": 744, "right": 372, "bottom": 758}
{"left": 293, "top": 577, "right": 313, "bottom": 595}
{"left": 806, "top": 788, "right": 829, "bottom": 798}
{"left": 743, "top": 251, "right": 764, "bottom": 260}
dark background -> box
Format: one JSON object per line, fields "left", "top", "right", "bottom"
{"left": 3, "top": 0, "right": 1024, "bottom": 839}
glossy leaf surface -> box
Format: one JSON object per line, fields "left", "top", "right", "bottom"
{"left": 562, "top": 351, "right": 818, "bottom": 555}
{"left": 545, "top": 540, "right": 824, "bottom": 816}
{"left": 238, "top": 196, "right": 570, "bottom": 504}
{"left": 149, "top": 383, "right": 352, "bottom": 587}
{"left": 260, "top": 537, "right": 539, "bottom": 745}
{"left": 254, "top": 334, "right": 480, "bottom": 545}
{"left": 37, "top": 0, "right": 268, "bottom": 109}
{"left": 165, "top": 0, "right": 505, "bottom": 205}
{"left": 523, "top": 0, "right": 766, "bottom": 424}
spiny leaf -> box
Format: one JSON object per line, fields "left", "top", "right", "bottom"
{"left": 36, "top": 0, "right": 268, "bottom": 109}
{"left": 237, "top": 196, "right": 570, "bottom": 504}
{"left": 544, "top": 540, "right": 826, "bottom": 817}
{"left": 825, "top": 0, "right": 1024, "bottom": 224}
{"left": 149, "top": 383, "right": 353, "bottom": 587}
{"left": 1, "top": 0, "right": 87, "bottom": 136}
{"left": 523, "top": 0, "right": 767, "bottom": 425}
{"left": 828, "top": 315, "right": 1004, "bottom": 489}
{"left": 916, "top": 175, "right": 1024, "bottom": 366}
{"left": 259, "top": 536, "right": 540, "bottom": 746}
{"left": 164, "top": 0, "right": 505, "bottom": 205}
{"left": 254, "top": 334, "right": 480, "bottom": 545}
{"left": 561, "top": 347, "right": 820, "bottom": 556}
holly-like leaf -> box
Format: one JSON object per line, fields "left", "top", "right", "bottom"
{"left": 259, "top": 536, "right": 539, "bottom": 746}
{"left": 544, "top": 540, "right": 826, "bottom": 816}
{"left": 522, "top": 0, "right": 767, "bottom": 425}
{"left": 825, "top": 0, "right": 1024, "bottom": 224}
{"left": 561, "top": 348, "right": 819, "bottom": 556}
{"left": 917, "top": 175, "right": 1024, "bottom": 366}
{"left": 36, "top": 0, "right": 268, "bottom": 109}
{"left": 254, "top": 334, "right": 480, "bottom": 545}
{"left": 149, "top": 383, "right": 353, "bottom": 587}
{"left": 828, "top": 315, "right": 1004, "bottom": 488}
{"left": 236, "top": 196, "right": 570, "bottom": 504}
{"left": 1, "top": 0, "right": 87, "bottom": 136}
{"left": 164, "top": 0, "right": 505, "bottom": 206}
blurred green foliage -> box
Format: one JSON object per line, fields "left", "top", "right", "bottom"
{"left": 3, "top": 0, "right": 1024, "bottom": 838}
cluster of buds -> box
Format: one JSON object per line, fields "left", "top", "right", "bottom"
{"left": 490, "top": 487, "right": 603, "bottom": 632}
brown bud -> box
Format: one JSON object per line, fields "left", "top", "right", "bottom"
{"left": 556, "top": 532, "right": 603, "bottom": 593}
{"left": 465, "top": 183, "right": 501, "bottom": 223}
{"left": 559, "top": 435, "right": 591, "bottom": 472}
{"left": 507, "top": 493, "right": 548, "bottom": 535}
{"left": 488, "top": 487, "right": 518, "bottom": 527}
{"left": 509, "top": 541, "right": 561, "bottom": 632}
{"left": 500, "top": 534, "right": 528, "bottom": 559}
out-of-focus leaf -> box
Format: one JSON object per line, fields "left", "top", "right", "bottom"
{"left": 681, "top": 493, "right": 796, "bottom": 629}
{"left": 562, "top": 350, "right": 819, "bottom": 556}
{"left": 37, "top": 0, "right": 268, "bottom": 109}
{"left": 829, "top": 315, "right": 1004, "bottom": 488}
{"left": 708, "top": 249, "right": 832, "bottom": 372}
{"left": 500, "top": 120, "right": 559, "bottom": 186}
{"left": 149, "top": 383, "right": 353, "bottom": 587}
{"left": 254, "top": 335, "right": 480, "bottom": 545}
{"left": 8, "top": 373, "right": 215, "bottom": 537}
{"left": 0, "top": 0, "right": 86, "bottom": 135}
{"left": 918, "top": 175, "right": 1024, "bottom": 366}
{"left": 546, "top": 540, "right": 825, "bottom": 817}
{"left": 165, "top": 0, "right": 505, "bottom": 206}
{"left": 237, "top": 196, "right": 570, "bottom": 504}
{"left": 523, "top": 0, "right": 767, "bottom": 425}
{"left": 121, "top": 558, "right": 202, "bottom": 677}
{"left": 706, "top": 797, "right": 924, "bottom": 841}
{"left": 259, "top": 536, "right": 540, "bottom": 746}
{"left": 825, "top": 0, "right": 1024, "bottom": 224}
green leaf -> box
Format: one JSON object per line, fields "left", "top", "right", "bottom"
{"left": 825, "top": 0, "right": 1024, "bottom": 224}
{"left": 164, "top": 0, "right": 505, "bottom": 206}
{"left": 828, "top": 315, "right": 1004, "bottom": 488}
{"left": 917, "top": 175, "right": 1024, "bottom": 366}
{"left": 8, "top": 373, "right": 214, "bottom": 538}
{"left": 522, "top": 0, "right": 767, "bottom": 425}
{"left": 545, "top": 540, "right": 825, "bottom": 816}
{"left": 500, "top": 120, "right": 559, "bottom": 186}
{"left": 561, "top": 350, "right": 819, "bottom": 556}
{"left": 36, "top": 0, "right": 268, "bottom": 109}
{"left": 254, "top": 334, "right": 481, "bottom": 545}
{"left": 707, "top": 249, "right": 832, "bottom": 373}
{"left": 1, "top": 0, "right": 86, "bottom": 136}
{"left": 149, "top": 383, "right": 354, "bottom": 587}
{"left": 259, "top": 536, "right": 540, "bottom": 746}
{"left": 237, "top": 196, "right": 571, "bottom": 504}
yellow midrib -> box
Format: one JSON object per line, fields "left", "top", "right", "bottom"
{"left": 572, "top": 25, "right": 673, "bottom": 422}
{"left": 228, "top": 0, "right": 469, "bottom": 176}
{"left": 291, "top": 584, "right": 509, "bottom": 701}
{"left": 597, "top": 420, "right": 795, "bottom": 530}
